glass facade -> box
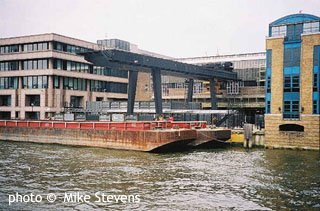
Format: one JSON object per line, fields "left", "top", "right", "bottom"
{"left": 22, "top": 42, "right": 48, "bottom": 52}
{"left": 53, "top": 59, "right": 90, "bottom": 72}
{"left": 0, "top": 77, "right": 18, "bottom": 89}
{"left": 270, "top": 20, "right": 319, "bottom": 38}
{"left": 92, "top": 66, "right": 128, "bottom": 78}
{"left": 90, "top": 80, "right": 127, "bottom": 94}
{"left": 284, "top": 75, "right": 300, "bottom": 92}
{"left": 97, "top": 39, "right": 130, "bottom": 51}
{"left": 303, "top": 21, "right": 320, "bottom": 33}
{"left": 23, "top": 76, "right": 48, "bottom": 89}
{"left": 271, "top": 25, "right": 286, "bottom": 37}
{"left": 63, "top": 77, "right": 87, "bottom": 91}
{"left": 0, "top": 61, "right": 19, "bottom": 71}
{"left": 0, "top": 45, "right": 19, "bottom": 54}
{"left": 283, "top": 101, "right": 300, "bottom": 119}
{"left": 23, "top": 59, "right": 48, "bottom": 70}
{"left": 284, "top": 47, "right": 300, "bottom": 67}
{"left": 53, "top": 41, "right": 89, "bottom": 54}
{"left": 232, "top": 59, "right": 265, "bottom": 86}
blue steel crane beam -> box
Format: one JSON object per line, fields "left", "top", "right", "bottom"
{"left": 81, "top": 49, "right": 237, "bottom": 115}
{"left": 82, "top": 50, "right": 237, "bottom": 81}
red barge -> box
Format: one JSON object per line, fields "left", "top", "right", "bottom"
{"left": 0, "top": 120, "right": 230, "bottom": 152}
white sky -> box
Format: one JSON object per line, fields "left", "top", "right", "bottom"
{"left": 0, "top": 0, "right": 319, "bottom": 58}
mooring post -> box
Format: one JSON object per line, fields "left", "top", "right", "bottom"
{"left": 243, "top": 123, "right": 253, "bottom": 148}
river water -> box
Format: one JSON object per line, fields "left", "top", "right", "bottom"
{"left": 0, "top": 141, "right": 319, "bottom": 210}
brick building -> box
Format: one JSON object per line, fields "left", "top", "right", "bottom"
{"left": 265, "top": 13, "right": 320, "bottom": 150}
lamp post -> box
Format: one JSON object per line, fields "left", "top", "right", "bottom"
{"left": 31, "top": 103, "right": 34, "bottom": 119}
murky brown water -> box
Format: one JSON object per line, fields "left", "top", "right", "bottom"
{"left": 0, "top": 141, "right": 319, "bottom": 210}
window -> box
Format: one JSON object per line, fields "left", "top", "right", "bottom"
{"left": 92, "top": 66, "right": 128, "bottom": 78}
{"left": 22, "top": 59, "right": 48, "bottom": 70}
{"left": 303, "top": 21, "right": 320, "bottom": 34}
{"left": 38, "top": 60, "right": 43, "bottom": 69}
{"left": 33, "top": 60, "right": 38, "bottom": 70}
{"left": 283, "top": 101, "right": 300, "bottom": 119}
{"left": 314, "top": 100, "right": 319, "bottom": 114}
{"left": 89, "top": 80, "right": 127, "bottom": 93}
{"left": 43, "top": 59, "right": 48, "bottom": 69}
{"left": 63, "top": 77, "right": 86, "bottom": 91}
{"left": 314, "top": 46, "right": 319, "bottom": 66}
{"left": 314, "top": 73, "right": 318, "bottom": 92}
{"left": 284, "top": 76, "right": 291, "bottom": 92}
{"left": 266, "top": 101, "right": 271, "bottom": 114}
{"left": 286, "top": 24, "right": 303, "bottom": 41}
{"left": 43, "top": 42, "right": 48, "bottom": 50}
{"left": 54, "top": 76, "right": 59, "bottom": 88}
{"left": 284, "top": 75, "right": 300, "bottom": 92}
{"left": 0, "top": 61, "right": 19, "bottom": 71}
{"left": 33, "top": 43, "right": 38, "bottom": 51}
{"left": 0, "top": 45, "right": 19, "bottom": 54}
{"left": 54, "top": 59, "right": 62, "bottom": 69}
{"left": 266, "top": 76, "right": 271, "bottom": 93}
{"left": 0, "top": 77, "right": 18, "bottom": 89}
{"left": 271, "top": 25, "right": 286, "bottom": 37}
{"left": 292, "top": 75, "right": 300, "bottom": 92}
{"left": 67, "top": 61, "right": 71, "bottom": 71}
{"left": 284, "top": 47, "right": 300, "bottom": 67}
{"left": 266, "top": 50, "right": 272, "bottom": 68}
{"left": 22, "top": 76, "right": 47, "bottom": 89}
{"left": 27, "top": 44, "right": 32, "bottom": 51}
{"left": 22, "top": 42, "right": 48, "bottom": 52}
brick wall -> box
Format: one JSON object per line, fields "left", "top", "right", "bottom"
{"left": 265, "top": 114, "right": 320, "bottom": 150}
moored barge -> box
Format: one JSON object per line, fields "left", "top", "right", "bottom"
{"left": 0, "top": 120, "right": 231, "bottom": 152}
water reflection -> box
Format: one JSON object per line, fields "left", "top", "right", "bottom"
{"left": 0, "top": 141, "right": 319, "bottom": 210}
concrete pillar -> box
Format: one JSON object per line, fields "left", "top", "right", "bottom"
{"left": 21, "top": 111, "right": 26, "bottom": 120}
{"left": 47, "top": 75, "right": 53, "bottom": 107}
{"left": 11, "top": 111, "right": 15, "bottom": 119}
{"left": 152, "top": 69, "right": 162, "bottom": 115}
{"left": 18, "top": 44, "right": 23, "bottom": 52}
{"left": 48, "top": 58, "right": 53, "bottom": 69}
{"left": 11, "top": 93, "right": 16, "bottom": 109}
{"left": 127, "top": 70, "right": 138, "bottom": 115}
{"left": 18, "top": 77, "right": 23, "bottom": 107}
{"left": 40, "top": 91, "right": 46, "bottom": 108}
{"left": 210, "top": 79, "right": 217, "bottom": 110}
{"left": 40, "top": 111, "right": 45, "bottom": 120}
{"left": 86, "top": 79, "right": 91, "bottom": 108}
{"left": 18, "top": 60, "right": 22, "bottom": 70}
{"left": 187, "top": 79, "right": 194, "bottom": 103}
{"left": 49, "top": 41, "right": 53, "bottom": 51}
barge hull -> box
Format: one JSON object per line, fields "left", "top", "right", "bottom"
{"left": 0, "top": 126, "right": 196, "bottom": 152}
{"left": 189, "top": 129, "right": 231, "bottom": 148}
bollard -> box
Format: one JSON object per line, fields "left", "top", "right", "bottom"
{"left": 243, "top": 123, "right": 253, "bottom": 148}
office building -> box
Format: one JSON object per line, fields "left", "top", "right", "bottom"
{"left": 0, "top": 33, "right": 128, "bottom": 120}
{"left": 265, "top": 13, "right": 320, "bottom": 149}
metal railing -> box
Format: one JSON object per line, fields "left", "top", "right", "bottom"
{"left": 0, "top": 120, "right": 207, "bottom": 131}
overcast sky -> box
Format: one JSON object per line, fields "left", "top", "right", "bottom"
{"left": 0, "top": 0, "right": 319, "bottom": 58}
